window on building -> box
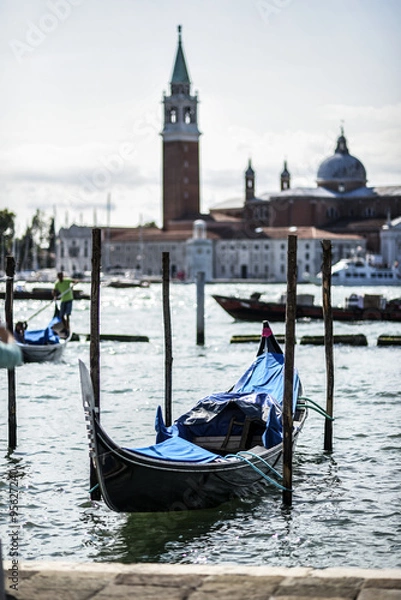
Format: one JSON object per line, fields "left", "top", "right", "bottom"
{"left": 170, "top": 108, "right": 177, "bottom": 123}
{"left": 184, "top": 107, "right": 192, "bottom": 123}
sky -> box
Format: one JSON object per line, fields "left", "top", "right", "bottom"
{"left": 1, "top": 0, "right": 400, "bottom": 235}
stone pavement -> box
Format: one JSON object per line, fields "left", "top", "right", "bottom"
{"left": 3, "top": 561, "right": 401, "bottom": 600}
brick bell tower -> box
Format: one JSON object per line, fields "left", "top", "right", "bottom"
{"left": 162, "top": 26, "right": 201, "bottom": 230}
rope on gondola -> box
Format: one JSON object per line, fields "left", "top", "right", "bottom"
{"left": 296, "top": 396, "right": 335, "bottom": 420}
{"left": 225, "top": 452, "right": 291, "bottom": 492}
{"left": 236, "top": 450, "right": 283, "bottom": 480}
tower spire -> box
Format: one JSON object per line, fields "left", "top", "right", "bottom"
{"left": 245, "top": 159, "right": 255, "bottom": 201}
{"left": 171, "top": 25, "right": 190, "bottom": 94}
{"left": 280, "top": 160, "right": 291, "bottom": 190}
{"left": 335, "top": 125, "right": 349, "bottom": 155}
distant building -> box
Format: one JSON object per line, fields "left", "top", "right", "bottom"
{"left": 381, "top": 216, "right": 401, "bottom": 267}
{"left": 56, "top": 225, "right": 92, "bottom": 276}
{"left": 213, "top": 129, "right": 401, "bottom": 254}
{"left": 55, "top": 28, "right": 401, "bottom": 282}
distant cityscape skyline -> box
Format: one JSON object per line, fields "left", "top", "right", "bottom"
{"left": 1, "top": 0, "right": 400, "bottom": 234}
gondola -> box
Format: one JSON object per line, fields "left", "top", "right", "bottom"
{"left": 0, "top": 287, "right": 89, "bottom": 301}
{"left": 16, "top": 310, "right": 71, "bottom": 363}
{"left": 212, "top": 293, "right": 401, "bottom": 322}
{"left": 80, "top": 321, "right": 308, "bottom": 513}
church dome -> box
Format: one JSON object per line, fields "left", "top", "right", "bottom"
{"left": 317, "top": 129, "right": 367, "bottom": 192}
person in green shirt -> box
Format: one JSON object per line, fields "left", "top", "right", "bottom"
{"left": 53, "top": 272, "right": 74, "bottom": 332}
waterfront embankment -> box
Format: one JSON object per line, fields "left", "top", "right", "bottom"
{"left": 4, "top": 561, "right": 401, "bottom": 599}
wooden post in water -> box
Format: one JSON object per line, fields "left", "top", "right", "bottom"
{"left": 90, "top": 228, "right": 101, "bottom": 500}
{"left": 5, "top": 256, "right": 17, "bottom": 451}
{"left": 283, "top": 234, "right": 297, "bottom": 506}
{"left": 322, "top": 239, "right": 334, "bottom": 452}
{"left": 196, "top": 271, "right": 205, "bottom": 346}
{"left": 162, "top": 252, "right": 173, "bottom": 426}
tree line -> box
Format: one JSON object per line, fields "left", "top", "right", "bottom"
{"left": 0, "top": 209, "right": 56, "bottom": 274}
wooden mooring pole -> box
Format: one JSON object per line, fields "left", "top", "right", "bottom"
{"left": 5, "top": 256, "right": 17, "bottom": 452}
{"left": 282, "top": 234, "right": 297, "bottom": 506}
{"left": 90, "top": 228, "right": 101, "bottom": 500}
{"left": 162, "top": 252, "right": 173, "bottom": 427}
{"left": 322, "top": 239, "right": 334, "bottom": 452}
{"left": 196, "top": 271, "right": 205, "bottom": 346}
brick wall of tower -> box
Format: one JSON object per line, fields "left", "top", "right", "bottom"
{"left": 163, "top": 140, "right": 200, "bottom": 229}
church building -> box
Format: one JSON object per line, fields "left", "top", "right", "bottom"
{"left": 213, "top": 129, "right": 401, "bottom": 254}
{"left": 56, "top": 27, "right": 401, "bottom": 282}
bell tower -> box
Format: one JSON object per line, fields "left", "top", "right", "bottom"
{"left": 245, "top": 159, "right": 255, "bottom": 201}
{"left": 280, "top": 160, "right": 291, "bottom": 190}
{"left": 161, "top": 26, "right": 201, "bottom": 230}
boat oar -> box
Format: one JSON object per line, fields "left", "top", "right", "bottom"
{"left": 23, "top": 282, "right": 79, "bottom": 324}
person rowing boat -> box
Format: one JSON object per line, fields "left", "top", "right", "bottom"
{"left": 52, "top": 272, "right": 77, "bottom": 333}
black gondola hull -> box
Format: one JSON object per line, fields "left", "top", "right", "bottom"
{"left": 89, "top": 408, "right": 306, "bottom": 513}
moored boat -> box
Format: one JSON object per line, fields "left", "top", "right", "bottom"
{"left": 80, "top": 321, "right": 308, "bottom": 512}
{"left": 16, "top": 313, "right": 71, "bottom": 363}
{"left": 212, "top": 292, "right": 401, "bottom": 322}
{"left": 310, "top": 255, "right": 401, "bottom": 286}
{"left": 0, "top": 287, "right": 90, "bottom": 301}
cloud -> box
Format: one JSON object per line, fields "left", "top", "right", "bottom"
{"left": 319, "top": 102, "right": 401, "bottom": 125}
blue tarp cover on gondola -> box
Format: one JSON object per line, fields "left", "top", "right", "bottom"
{"left": 23, "top": 315, "right": 60, "bottom": 345}
{"left": 125, "top": 436, "right": 221, "bottom": 463}
{"left": 127, "top": 351, "right": 300, "bottom": 461}
{"left": 159, "top": 352, "right": 299, "bottom": 447}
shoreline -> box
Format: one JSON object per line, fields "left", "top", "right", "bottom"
{"left": 4, "top": 561, "right": 401, "bottom": 599}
